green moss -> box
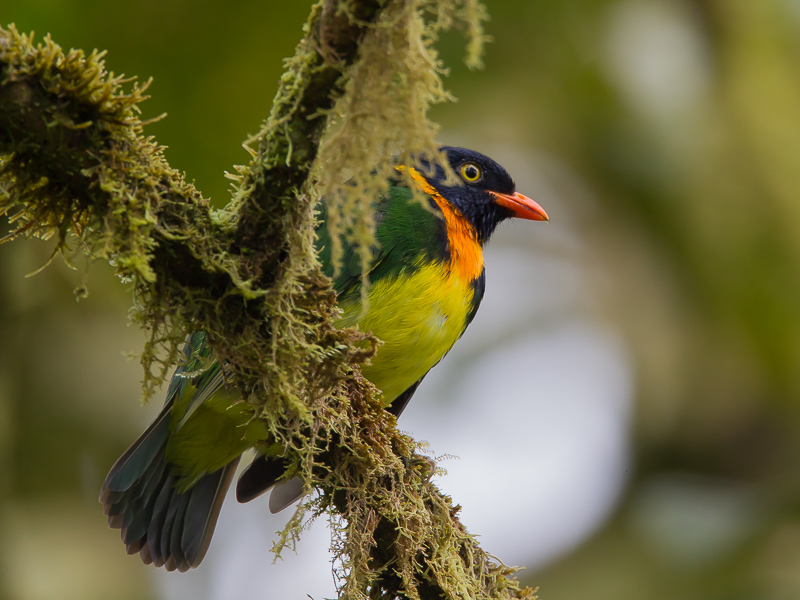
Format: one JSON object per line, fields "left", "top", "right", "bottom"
{"left": 1, "top": 3, "right": 537, "bottom": 598}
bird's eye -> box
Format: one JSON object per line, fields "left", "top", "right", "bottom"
{"left": 460, "top": 163, "right": 482, "bottom": 183}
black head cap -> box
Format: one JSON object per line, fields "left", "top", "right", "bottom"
{"left": 418, "top": 146, "right": 547, "bottom": 243}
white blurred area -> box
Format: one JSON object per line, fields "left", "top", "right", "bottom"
{"left": 156, "top": 154, "right": 635, "bottom": 598}
{"left": 603, "top": 0, "right": 711, "bottom": 121}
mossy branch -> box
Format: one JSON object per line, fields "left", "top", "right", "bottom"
{"left": 0, "top": 2, "right": 535, "bottom": 599}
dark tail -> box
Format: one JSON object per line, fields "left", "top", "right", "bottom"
{"left": 99, "top": 402, "right": 238, "bottom": 572}
{"left": 235, "top": 454, "right": 288, "bottom": 503}
{"left": 236, "top": 454, "right": 306, "bottom": 514}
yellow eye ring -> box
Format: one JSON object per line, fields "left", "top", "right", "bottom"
{"left": 460, "top": 162, "right": 482, "bottom": 183}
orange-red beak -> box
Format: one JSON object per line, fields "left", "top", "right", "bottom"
{"left": 491, "top": 191, "right": 549, "bottom": 222}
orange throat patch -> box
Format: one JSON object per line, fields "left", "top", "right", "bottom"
{"left": 405, "top": 166, "right": 485, "bottom": 282}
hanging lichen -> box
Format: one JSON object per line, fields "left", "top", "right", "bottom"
{"left": 0, "top": 2, "right": 536, "bottom": 598}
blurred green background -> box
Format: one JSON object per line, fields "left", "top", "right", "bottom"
{"left": 3, "top": 1, "right": 800, "bottom": 599}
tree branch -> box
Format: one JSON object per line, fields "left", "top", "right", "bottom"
{"left": 0, "top": 2, "right": 536, "bottom": 598}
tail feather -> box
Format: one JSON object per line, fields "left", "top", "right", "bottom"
{"left": 144, "top": 474, "right": 173, "bottom": 567}
{"left": 235, "top": 455, "right": 289, "bottom": 503}
{"left": 236, "top": 455, "right": 305, "bottom": 514}
{"left": 182, "top": 463, "right": 238, "bottom": 563}
{"left": 268, "top": 478, "right": 306, "bottom": 514}
{"left": 163, "top": 488, "right": 190, "bottom": 571}
{"left": 120, "top": 450, "right": 168, "bottom": 544}
{"left": 102, "top": 406, "right": 172, "bottom": 495}
{"left": 100, "top": 402, "right": 239, "bottom": 572}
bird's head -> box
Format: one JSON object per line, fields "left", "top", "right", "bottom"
{"left": 414, "top": 146, "right": 549, "bottom": 243}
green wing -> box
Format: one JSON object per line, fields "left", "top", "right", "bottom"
{"left": 315, "top": 183, "right": 447, "bottom": 302}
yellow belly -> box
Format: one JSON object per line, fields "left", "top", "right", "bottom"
{"left": 336, "top": 262, "right": 474, "bottom": 404}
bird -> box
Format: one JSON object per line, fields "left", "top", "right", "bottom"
{"left": 99, "top": 146, "right": 549, "bottom": 572}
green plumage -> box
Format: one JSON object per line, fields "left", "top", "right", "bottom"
{"left": 317, "top": 183, "right": 447, "bottom": 302}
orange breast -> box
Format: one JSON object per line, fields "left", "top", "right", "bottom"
{"left": 404, "top": 167, "right": 484, "bottom": 282}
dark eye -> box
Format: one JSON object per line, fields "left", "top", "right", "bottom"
{"left": 460, "top": 162, "right": 482, "bottom": 183}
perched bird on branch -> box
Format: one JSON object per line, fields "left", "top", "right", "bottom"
{"left": 99, "top": 147, "right": 549, "bottom": 572}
